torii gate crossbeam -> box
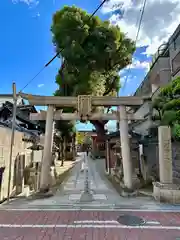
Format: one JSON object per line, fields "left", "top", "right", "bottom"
{"left": 19, "top": 93, "right": 150, "bottom": 106}
{"left": 30, "top": 112, "right": 145, "bottom": 121}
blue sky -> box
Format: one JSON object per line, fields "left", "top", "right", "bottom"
{"left": 0, "top": 0, "right": 152, "bottom": 132}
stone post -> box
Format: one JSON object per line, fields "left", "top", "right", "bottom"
{"left": 40, "top": 105, "right": 54, "bottom": 192}
{"left": 158, "top": 126, "right": 173, "bottom": 184}
{"left": 119, "top": 106, "right": 132, "bottom": 189}
{"left": 51, "top": 121, "right": 55, "bottom": 150}
{"left": 105, "top": 140, "right": 110, "bottom": 174}
{"left": 139, "top": 144, "right": 148, "bottom": 181}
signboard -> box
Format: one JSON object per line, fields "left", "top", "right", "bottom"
{"left": 33, "top": 151, "right": 43, "bottom": 163}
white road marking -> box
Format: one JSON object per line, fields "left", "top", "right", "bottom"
{"left": 146, "top": 221, "right": 160, "bottom": 225}
{"left": 69, "top": 194, "right": 81, "bottom": 200}
{"left": 73, "top": 220, "right": 119, "bottom": 224}
{"left": 0, "top": 224, "right": 179, "bottom": 230}
{"left": 2, "top": 208, "right": 180, "bottom": 212}
{"left": 93, "top": 194, "right": 107, "bottom": 200}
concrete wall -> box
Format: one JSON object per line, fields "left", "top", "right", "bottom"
{"left": 0, "top": 126, "right": 42, "bottom": 201}
{"left": 159, "top": 69, "right": 171, "bottom": 85}
{"left": 149, "top": 57, "right": 171, "bottom": 85}
{"left": 143, "top": 142, "right": 159, "bottom": 179}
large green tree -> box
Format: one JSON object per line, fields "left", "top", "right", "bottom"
{"left": 51, "top": 5, "right": 135, "bottom": 136}
{"left": 152, "top": 77, "right": 180, "bottom": 140}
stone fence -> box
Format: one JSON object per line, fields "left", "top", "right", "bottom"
{"left": 143, "top": 140, "right": 180, "bottom": 183}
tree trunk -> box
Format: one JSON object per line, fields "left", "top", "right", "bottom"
{"left": 90, "top": 120, "right": 107, "bottom": 138}
{"left": 61, "top": 137, "right": 66, "bottom": 166}
{"left": 90, "top": 120, "right": 107, "bottom": 158}
{"left": 58, "top": 143, "right": 61, "bottom": 160}
{"left": 60, "top": 141, "right": 63, "bottom": 159}
{"left": 64, "top": 136, "right": 67, "bottom": 160}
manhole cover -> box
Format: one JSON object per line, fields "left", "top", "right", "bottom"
{"left": 117, "top": 215, "right": 145, "bottom": 226}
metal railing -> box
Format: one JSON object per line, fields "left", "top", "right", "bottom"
{"left": 149, "top": 43, "right": 169, "bottom": 69}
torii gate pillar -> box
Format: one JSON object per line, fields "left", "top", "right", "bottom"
{"left": 119, "top": 106, "right": 133, "bottom": 189}
{"left": 40, "top": 105, "right": 54, "bottom": 192}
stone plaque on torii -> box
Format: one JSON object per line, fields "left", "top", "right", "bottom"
{"left": 77, "top": 95, "right": 92, "bottom": 120}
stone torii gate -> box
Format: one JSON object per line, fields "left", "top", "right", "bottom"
{"left": 19, "top": 93, "right": 149, "bottom": 192}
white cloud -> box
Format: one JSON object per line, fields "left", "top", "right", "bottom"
{"left": 120, "top": 74, "right": 137, "bottom": 87}
{"left": 37, "top": 83, "right": 44, "bottom": 88}
{"left": 12, "top": 0, "right": 39, "bottom": 7}
{"left": 102, "top": 0, "right": 132, "bottom": 14}
{"left": 102, "top": 0, "right": 180, "bottom": 55}
{"left": 129, "top": 58, "right": 150, "bottom": 70}
{"left": 32, "top": 12, "right": 40, "bottom": 18}
{"left": 119, "top": 58, "right": 150, "bottom": 77}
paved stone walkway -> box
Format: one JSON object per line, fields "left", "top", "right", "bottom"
{"left": 1, "top": 153, "right": 159, "bottom": 210}
{"left": 1, "top": 153, "right": 180, "bottom": 239}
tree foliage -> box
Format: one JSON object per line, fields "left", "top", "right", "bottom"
{"left": 51, "top": 5, "right": 135, "bottom": 135}
{"left": 152, "top": 77, "right": 180, "bottom": 140}
{"left": 53, "top": 90, "right": 76, "bottom": 139}
{"left": 55, "top": 120, "right": 76, "bottom": 139}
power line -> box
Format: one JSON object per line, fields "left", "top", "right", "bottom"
{"left": 19, "top": 0, "right": 108, "bottom": 93}
{"left": 121, "top": 0, "right": 147, "bottom": 92}
{"left": 20, "top": 67, "right": 46, "bottom": 93}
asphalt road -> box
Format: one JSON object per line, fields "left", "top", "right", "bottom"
{"left": 1, "top": 154, "right": 180, "bottom": 239}
{"left": 0, "top": 209, "right": 180, "bottom": 239}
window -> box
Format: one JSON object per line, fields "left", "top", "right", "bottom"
{"left": 173, "top": 40, "right": 176, "bottom": 51}
{"left": 172, "top": 51, "right": 180, "bottom": 76}
{"left": 174, "top": 34, "right": 180, "bottom": 49}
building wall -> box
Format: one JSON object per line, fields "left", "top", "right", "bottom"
{"left": 159, "top": 68, "right": 171, "bottom": 85}
{"left": 131, "top": 30, "right": 179, "bottom": 138}
{"left": 0, "top": 126, "right": 42, "bottom": 201}
{"left": 134, "top": 75, "right": 152, "bottom": 97}
{"left": 173, "top": 71, "right": 180, "bottom": 78}
{"left": 133, "top": 102, "right": 151, "bottom": 119}
{"left": 169, "top": 26, "right": 180, "bottom": 78}
{"left": 131, "top": 25, "right": 180, "bottom": 181}
{"left": 0, "top": 96, "right": 23, "bottom": 107}
{"left": 149, "top": 57, "right": 171, "bottom": 86}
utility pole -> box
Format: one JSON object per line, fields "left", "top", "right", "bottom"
{"left": 7, "top": 82, "right": 17, "bottom": 202}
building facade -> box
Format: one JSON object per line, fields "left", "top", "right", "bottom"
{"left": 169, "top": 24, "right": 180, "bottom": 78}
{"left": 131, "top": 24, "right": 180, "bottom": 136}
